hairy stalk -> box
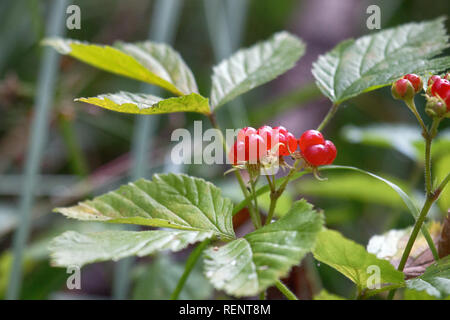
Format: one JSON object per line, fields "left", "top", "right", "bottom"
{"left": 171, "top": 239, "right": 211, "bottom": 300}
{"left": 387, "top": 195, "right": 435, "bottom": 300}
{"left": 404, "top": 98, "right": 428, "bottom": 136}
{"left": 250, "top": 178, "right": 262, "bottom": 228}
{"left": 425, "top": 118, "right": 441, "bottom": 196}
{"left": 275, "top": 280, "right": 298, "bottom": 300}
{"left": 316, "top": 103, "right": 339, "bottom": 131}
{"left": 388, "top": 118, "right": 443, "bottom": 300}
{"left": 266, "top": 160, "right": 302, "bottom": 225}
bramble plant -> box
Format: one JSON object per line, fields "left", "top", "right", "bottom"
{"left": 45, "top": 18, "right": 450, "bottom": 300}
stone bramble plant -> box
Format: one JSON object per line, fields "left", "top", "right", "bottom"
{"left": 45, "top": 17, "right": 450, "bottom": 300}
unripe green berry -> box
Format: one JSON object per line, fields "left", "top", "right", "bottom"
{"left": 425, "top": 96, "right": 447, "bottom": 118}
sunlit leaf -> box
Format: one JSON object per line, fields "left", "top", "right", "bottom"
{"left": 54, "top": 173, "right": 235, "bottom": 241}
{"left": 313, "top": 229, "right": 405, "bottom": 290}
{"left": 204, "top": 200, "right": 323, "bottom": 297}
{"left": 312, "top": 17, "right": 450, "bottom": 104}
{"left": 210, "top": 31, "right": 305, "bottom": 108}
{"left": 44, "top": 38, "right": 198, "bottom": 95}
{"left": 49, "top": 229, "right": 213, "bottom": 267}
{"left": 406, "top": 256, "right": 450, "bottom": 299}
{"left": 76, "top": 92, "right": 210, "bottom": 115}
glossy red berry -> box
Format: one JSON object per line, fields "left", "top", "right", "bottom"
{"left": 246, "top": 134, "right": 266, "bottom": 163}
{"left": 323, "top": 140, "right": 337, "bottom": 164}
{"left": 273, "top": 126, "right": 288, "bottom": 136}
{"left": 237, "top": 127, "right": 257, "bottom": 142}
{"left": 298, "top": 130, "right": 325, "bottom": 153}
{"left": 299, "top": 130, "right": 336, "bottom": 166}
{"left": 302, "top": 144, "right": 329, "bottom": 166}
{"left": 279, "top": 132, "right": 297, "bottom": 156}
{"left": 403, "top": 74, "right": 422, "bottom": 93}
{"left": 229, "top": 141, "right": 246, "bottom": 165}
{"left": 431, "top": 78, "right": 450, "bottom": 111}
{"left": 428, "top": 75, "right": 441, "bottom": 87}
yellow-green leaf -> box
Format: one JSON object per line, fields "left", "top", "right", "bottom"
{"left": 76, "top": 92, "right": 211, "bottom": 115}
{"left": 43, "top": 38, "right": 198, "bottom": 95}
{"left": 313, "top": 229, "right": 405, "bottom": 290}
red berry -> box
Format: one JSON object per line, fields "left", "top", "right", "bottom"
{"left": 237, "top": 127, "right": 257, "bottom": 142}
{"left": 286, "top": 132, "right": 298, "bottom": 155}
{"left": 229, "top": 141, "right": 246, "bottom": 165}
{"left": 403, "top": 74, "right": 422, "bottom": 92}
{"left": 393, "top": 78, "right": 410, "bottom": 97}
{"left": 257, "top": 125, "right": 272, "bottom": 134}
{"left": 273, "top": 126, "right": 288, "bottom": 136}
{"left": 257, "top": 126, "right": 273, "bottom": 149}
{"left": 431, "top": 78, "right": 450, "bottom": 110}
{"left": 298, "top": 130, "right": 325, "bottom": 153}
{"left": 431, "top": 78, "right": 450, "bottom": 98}
{"left": 277, "top": 133, "right": 287, "bottom": 156}
{"left": 323, "top": 140, "right": 337, "bottom": 164}
{"left": 246, "top": 133, "right": 266, "bottom": 163}
{"left": 428, "top": 75, "right": 441, "bottom": 87}
{"left": 302, "top": 144, "right": 329, "bottom": 166}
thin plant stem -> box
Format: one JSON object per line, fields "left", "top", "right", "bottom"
{"left": 266, "top": 160, "right": 302, "bottom": 225}
{"left": 317, "top": 103, "right": 339, "bottom": 131}
{"left": 387, "top": 195, "right": 435, "bottom": 300}
{"left": 266, "top": 194, "right": 278, "bottom": 226}
{"left": 171, "top": 239, "right": 211, "bottom": 300}
{"left": 404, "top": 98, "right": 428, "bottom": 136}
{"left": 275, "top": 280, "right": 298, "bottom": 300}
{"left": 250, "top": 179, "right": 262, "bottom": 228}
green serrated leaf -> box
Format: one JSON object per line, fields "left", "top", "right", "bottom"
{"left": 76, "top": 92, "right": 210, "bottom": 115}
{"left": 204, "top": 200, "right": 323, "bottom": 297}
{"left": 406, "top": 256, "right": 450, "bottom": 298}
{"left": 49, "top": 229, "right": 213, "bottom": 267}
{"left": 312, "top": 17, "right": 450, "bottom": 104}
{"left": 43, "top": 38, "right": 197, "bottom": 96}
{"left": 210, "top": 31, "right": 305, "bottom": 108}
{"left": 313, "top": 229, "right": 405, "bottom": 290}
{"left": 54, "top": 173, "right": 235, "bottom": 241}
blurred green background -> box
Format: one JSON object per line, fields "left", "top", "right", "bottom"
{"left": 0, "top": 0, "right": 449, "bottom": 300}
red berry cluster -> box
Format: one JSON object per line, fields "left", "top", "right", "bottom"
{"left": 229, "top": 125, "right": 297, "bottom": 165}
{"left": 229, "top": 126, "right": 337, "bottom": 167}
{"left": 428, "top": 74, "right": 450, "bottom": 111}
{"left": 392, "top": 73, "right": 423, "bottom": 99}
{"left": 298, "top": 130, "right": 336, "bottom": 166}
